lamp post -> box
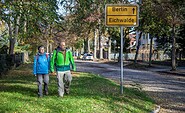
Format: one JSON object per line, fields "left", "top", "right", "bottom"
{"left": 113, "top": 40, "right": 117, "bottom": 62}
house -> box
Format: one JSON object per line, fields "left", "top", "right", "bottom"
{"left": 127, "top": 33, "right": 136, "bottom": 52}
{"left": 127, "top": 31, "right": 159, "bottom": 61}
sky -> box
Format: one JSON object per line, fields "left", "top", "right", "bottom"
{"left": 57, "top": 1, "right": 65, "bottom": 16}
{"left": 56, "top": 0, "right": 140, "bottom": 16}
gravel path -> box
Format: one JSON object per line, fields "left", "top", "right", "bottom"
{"left": 76, "top": 60, "right": 185, "bottom": 113}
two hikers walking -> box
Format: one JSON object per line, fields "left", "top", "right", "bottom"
{"left": 33, "top": 41, "right": 76, "bottom": 97}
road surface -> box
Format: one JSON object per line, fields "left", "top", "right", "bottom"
{"left": 76, "top": 60, "right": 185, "bottom": 113}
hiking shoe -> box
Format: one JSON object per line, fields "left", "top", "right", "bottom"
{"left": 38, "top": 95, "right": 43, "bottom": 98}
{"left": 59, "top": 95, "right": 63, "bottom": 98}
{"left": 64, "top": 88, "right": 69, "bottom": 95}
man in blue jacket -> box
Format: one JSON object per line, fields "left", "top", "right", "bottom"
{"left": 33, "top": 46, "right": 50, "bottom": 97}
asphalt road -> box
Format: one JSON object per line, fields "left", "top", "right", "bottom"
{"left": 76, "top": 60, "right": 185, "bottom": 113}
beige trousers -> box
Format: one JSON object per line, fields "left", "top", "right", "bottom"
{"left": 57, "top": 71, "right": 72, "bottom": 97}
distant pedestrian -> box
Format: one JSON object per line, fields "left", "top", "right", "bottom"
{"left": 33, "top": 46, "right": 50, "bottom": 97}
{"left": 50, "top": 40, "right": 76, "bottom": 97}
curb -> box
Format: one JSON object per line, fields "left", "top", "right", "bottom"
{"left": 158, "top": 71, "right": 185, "bottom": 76}
{"left": 151, "top": 105, "right": 160, "bottom": 113}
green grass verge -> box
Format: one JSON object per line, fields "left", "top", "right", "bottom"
{"left": 0, "top": 64, "right": 155, "bottom": 113}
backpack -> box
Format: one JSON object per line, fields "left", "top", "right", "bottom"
{"left": 55, "top": 48, "right": 59, "bottom": 61}
{"left": 54, "top": 48, "right": 70, "bottom": 62}
{"left": 36, "top": 53, "right": 49, "bottom": 62}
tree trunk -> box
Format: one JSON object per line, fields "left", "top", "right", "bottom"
{"left": 9, "top": 15, "right": 20, "bottom": 54}
{"left": 118, "top": 48, "right": 121, "bottom": 63}
{"left": 149, "top": 36, "right": 153, "bottom": 67}
{"left": 8, "top": 21, "right": 14, "bottom": 54}
{"left": 134, "top": 31, "right": 143, "bottom": 64}
{"left": 179, "top": 50, "right": 182, "bottom": 63}
{"left": 87, "top": 36, "right": 90, "bottom": 53}
{"left": 49, "top": 43, "right": 52, "bottom": 53}
{"left": 24, "top": 20, "right": 27, "bottom": 33}
{"left": 146, "top": 33, "right": 149, "bottom": 61}
{"left": 93, "top": 29, "right": 97, "bottom": 59}
{"left": 82, "top": 42, "right": 85, "bottom": 54}
{"left": 15, "top": 16, "right": 20, "bottom": 36}
{"left": 84, "top": 31, "right": 91, "bottom": 54}
{"left": 171, "top": 24, "right": 176, "bottom": 71}
{"left": 108, "top": 37, "right": 111, "bottom": 61}
{"left": 84, "top": 39, "right": 87, "bottom": 53}
{"left": 46, "top": 39, "right": 49, "bottom": 53}
{"left": 76, "top": 49, "right": 79, "bottom": 57}
{"left": 99, "top": 28, "right": 103, "bottom": 59}
{"left": 100, "top": 44, "right": 103, "bottom": 59}
{"left": 9, "top": 38, "right": 16, "bottom": 55}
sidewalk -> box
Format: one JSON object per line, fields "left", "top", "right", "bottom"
{"left": 144, "top": 63, "right": 185, "bottom": 77}
{"left": 96, "top": 59, "right": 185, "bottom": 77}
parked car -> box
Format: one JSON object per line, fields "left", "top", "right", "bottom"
{"left": 82, "top": 53, "right": 93, "bottom": 61}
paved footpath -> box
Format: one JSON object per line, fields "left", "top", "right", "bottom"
{"left": 76, "top": 60, "right": 185, "bottom": 113}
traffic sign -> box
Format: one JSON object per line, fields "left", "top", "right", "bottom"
{"left": 105, "top": 4, "right": 139, "bottom": 27}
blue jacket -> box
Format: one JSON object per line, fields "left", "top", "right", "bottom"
{"left": 33, "top": 53, "right": 50, "bottom": 75}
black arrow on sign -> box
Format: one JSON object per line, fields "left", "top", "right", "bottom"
{"left": 132, "top": 8, "right": 135, "bottom": 14}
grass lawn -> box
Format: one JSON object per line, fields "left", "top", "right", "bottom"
{"left": 0, "top": 64, "right": 155, "bottom": 113}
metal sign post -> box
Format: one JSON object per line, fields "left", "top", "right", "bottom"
{"left": 120, "top": 26, "right": 124, "bottom": 94}
{"left": 105, "top": 4, "right": 139, "bottom": 94}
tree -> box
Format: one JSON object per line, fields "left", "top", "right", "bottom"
{"left": 141, "top": 0, "right": 170, "bottom": 66}
{"left": 178, "top": 24, "right": 185, "bottom": 62}
{"left": 133, "top": 0, "right": 184, "bottom": 70}
{"left": 62, "top": 0, "right": 124, "bottom": 58}
{"left": 153, "top": 0, "right": 185, "bottom": 70}
{"left": 0, "top": 0, "right": 59, "bottom": 54}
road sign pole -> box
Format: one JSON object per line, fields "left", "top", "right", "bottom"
{"left": 120, "top": 26, "right": 124, "bottom": 94}
{"left": 105, "top": 4, "right": 139, "bottom": 94}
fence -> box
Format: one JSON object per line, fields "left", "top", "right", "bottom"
{"left": 0, "top": 52, "right": 28, "bottom": 76}
{"left": 109, "top": 52, "right": 172, "bottom": 61}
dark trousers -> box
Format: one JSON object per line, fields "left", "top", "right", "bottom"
{"left": 37, "top": 74, "right": 49, "bottom": 97}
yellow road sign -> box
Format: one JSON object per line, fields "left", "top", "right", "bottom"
{"left": 105, "top": 4, "right": 139, "bottom": 27}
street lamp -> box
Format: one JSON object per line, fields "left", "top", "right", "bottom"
{"left": 113, "top": 40, "right": 117, "bottom": 62}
